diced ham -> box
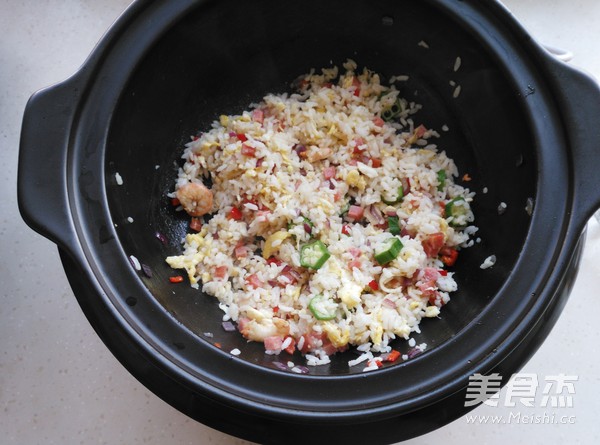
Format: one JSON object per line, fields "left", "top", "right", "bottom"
{"left": 252, "top": 109, "right": 264, "bottom": 124}
{"left": 264, "top": 336, "right": 283, "bottom": 351}
{"left": 323, "top": 166, "right": 336, "bottom": 180}
{"left": 421, "top": 267, "right": 441, "bottom": 281}
{"left": 414, "top": 124, "right": 427, "bottom": 139}
{"left": 246, "top": 274, "right": 263, "bottom": 289}
{"left": 418, "top": 268, "right": 440, "bottom": 303}
{"left": 283, "top": 336, "right": 296, "bottom": 355}
{"left": 347, "top": 205, "right": 364, "bottom": 221}
{"left": 214, "top": 266, "right": 228, "bottom": 279}
{"left": 348, "top": 258, "right": 362, "bottom": 270}
{"left": 234, "top": 241, "right": 248, "bottom": 259}
{"left": 348, "top": 247, "right": 362, "bottom": 258}
{"left": 281, "top": 265, "right": 301, "bottom": 285}
{"left": 373, "top": 116, "right": 385, "bottom": 127}
{"left": 241, "top": 144, "right": 256, "bottom": 157}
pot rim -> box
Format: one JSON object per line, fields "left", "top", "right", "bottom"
{"left": 18, "top": 0, "right": 599, "bottom": 435}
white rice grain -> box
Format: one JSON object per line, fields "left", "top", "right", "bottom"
{"left": 453, "top": 56, "right": 462, "bottom": 72}
{"left": 129, "top": 254, "right": 141, "bottom": 271}
{"left": 453, "top": 85, "right": 462, "bottom": 98}
{"left": 480, "top": 255, "right": 497, "bottom": 269}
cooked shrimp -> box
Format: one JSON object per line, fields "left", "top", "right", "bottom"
{"left": 307, "top": 147, "right": 332, "bottom": 163}
{"left": 176, "top": 182, "right": 213, "bottom": 217}
{"left": 238, "top": 317, "right": 290, "bottom": 342}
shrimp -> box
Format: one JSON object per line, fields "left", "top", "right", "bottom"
{"left": 176, "top": 182, "right": 213, "bottom": 217}
{"left": 238, "top": 316, "right": 290, "bottom": 342}
{"left": 306, "top": 147, "right": 332, "bottom": 163}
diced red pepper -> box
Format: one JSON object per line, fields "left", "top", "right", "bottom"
{"left": 422, "top": 232, "right": 445, "bottom": 257}
{"left": 368, "top": 280, "right": 379, "bottom": 291}
{"left": 438, "top": 201, "right": 446, "bottom": 217}
{"left": 236, "top": 133, "right": 248, "bottom": 142}
{"left": 440, "top": 247, "right": 459, "bottom": 267}
{"left": 171, "top": 197, "right": 180, "bottom": 207}
{"left": 267, "top": 257, "right": 283, "bottom": 266}
{"left": 241, "top": 196, "right": 259, "bottom": 208}
{"left": 342, "top": 224, "right": 352, "bottom": 236}
{"left": 228, "top": 207, "right": 243, "bottom": 221}
{"left": 373, "top": 116, "right": 385, "bottom": 127}
{"left": 169, "top": 276, "right": 184, "bottom": 283}
{"left": 241, "top": 144, "right": 256, "bottom": 157}
{"left": 352, "top": 76, "right": 361, "bottom": 96}
{"left": 347, "top": 205, "right": 364, "bottom": 221}
{"left": 214, "top": 266, "right": 228, "bottom": 279}
{"left": 273, "top": 306, "right": 279, "bottom": 314}
{"left": 439, "top": 269, "right": 448, "bottom": 276}
{"left": 246, "top": 273, "right": 263, "bottom": 289}
{"left": 367, "top": 359, "right": 383, "bottom": 368}
{"left": 189, "top": 217, "right": 203, "bottom": 232}
{"left": 383, "top": 349, "right": 401, "bottom": 362}
{"left": 323, "top": 166, "right": 336, "bottom": 180}
{"left": 370, "top": 158, "right": 382, "bottom": 168}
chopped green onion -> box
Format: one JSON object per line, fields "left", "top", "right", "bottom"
{"left": 382, "top": 108, "right": 395, "bottom": 122}
{"left": 387, "top": 216, "right": 401, "bottom": 235}
{"left": 445, "top": 197, "right": 469, "bottom": 227}
{"left": 381, "top": 184, "right": 404, "bottom": 205}
{"left": 288, "top": 216, "right": 314, "bottom": 231}
{"left": 374, "top": 237, "right": 403, "bottom": 265}
{"left": 300, "top": 240, "right": 331, "bottom": 270}
{"left": 308, "top": 294, "right": 337, "bottom": 320}
{"left": 436, "top": 170, "right": 446, "bottom": 192}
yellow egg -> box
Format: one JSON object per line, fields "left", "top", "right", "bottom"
{"left": 345, "top": 169, "right": 360, "bottom": 186}
{"left": 262, "top": 230, "right": 291, "bottom": 259}
{"left": 322, "top": 322, "right": 350, "bottom": 348}
{"left": 371, "top": 324, "right": 383, "bottom": 346}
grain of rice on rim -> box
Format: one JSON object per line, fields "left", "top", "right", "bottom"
{"left": 165, "top": 59, "right": 478, "bottom": 365}
{"left": 453, "top": 56, "right": 462, "bottom": 72}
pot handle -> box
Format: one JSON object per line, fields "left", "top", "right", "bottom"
{"left": 545, "top": 61, "right": 600, "bottom": 231}
{"left": 18, "top": 77, "right": 82, "bottom": 251}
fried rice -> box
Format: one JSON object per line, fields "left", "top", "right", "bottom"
{"left": 166, "top": 60, "right": 477, "bottom": 366}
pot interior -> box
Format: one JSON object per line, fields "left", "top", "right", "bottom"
{"left": 105, "top": 0, "right": 536, "bottom": 375}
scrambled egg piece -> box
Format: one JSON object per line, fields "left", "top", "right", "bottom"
{"left": 262, "top": 230, "right": 291, "bottom": 259}
{"left": 338, "top": 282, "right": 362, "bottom": 309}
{"left": 345, "top": 169, "right": 366, "bottom": 191}
{"left": 322, "top": 322, "right": 350, "bottom": 348}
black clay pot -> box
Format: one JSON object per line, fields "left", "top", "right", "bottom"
{"left": 18, "top": 1, "right": 600, "bottom": 443}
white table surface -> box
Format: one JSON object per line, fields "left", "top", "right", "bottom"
{"left": 1, "top": 1, "right": 599, "bottom": 444}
